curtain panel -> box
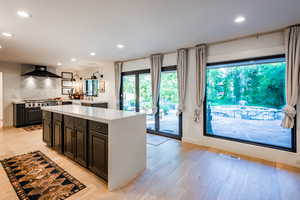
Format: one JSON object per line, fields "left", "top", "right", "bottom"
{"left": 114, "top": 61, "right": 123, "bottom": 110}
{"left": 177, "top": 48, "right": 189, "bottom": 114}
{"left": 194, "top": 44, "right": 207, "bottom": 122}
{"left": 281, "top": 24, "right": 300, "bottom": 128}
{"left": 150, "top": 54, "right": 163, "bottom": 114}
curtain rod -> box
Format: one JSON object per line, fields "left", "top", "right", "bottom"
{"left": 120, "top": 26, "right": 287, "bottom": 63}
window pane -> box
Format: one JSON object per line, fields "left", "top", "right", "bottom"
{"left": 122, "top": 75, "right": 136, "bottom": 111}
{"left": 139, "top": 74, "right": 155, "bottom": 130}
{"left": 159, "top": 70, "right": 179, "bottom": 135}
{"left": 206, "top": 58, "right": 293, "bottom": 149}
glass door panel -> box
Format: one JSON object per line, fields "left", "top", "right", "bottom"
{"left": 122, "top": 75, "right": 136, "bottom": 111}
{"left": 159, "top": 71, "right": 179, "bottom": 135}
{"left": 139, "top": 74, "right": 155, "bottom": 130}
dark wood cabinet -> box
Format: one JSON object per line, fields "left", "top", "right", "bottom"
{"left": 81, "top": 102, "right": 108, "bottom": 108}
{"left": 63, "top": 116, "right": 88, "bottom": 167}
{"left": 53, "top": 113, "right": 63, "bottom": 153}
{"left": 42, "top": 111, "right": 52, "bottom": 146}
{"left": 64, "top": 115, "right": 75, "bottom": 159}
{"left": 43, "top": 112, "right": 108, "bottom": 181}
{"left": 88, "top": 121, "right": 108, "bottom": 180}
{"left": 13, "top": 104, "right": 25, "bottom": 127}
{"left": 62, "top": 101, "right": 72, "bottom": 105}
{"left": 74, "top": 118, "right": 87, "bottom": 167}
{"left": 25, "top": 107, "right": 42, "bottom": 125}
{"left": 14, "top": 103, "right": 42, "bottom": 127}
{"left": 89, "top": 130, "right": 108, "bottom": 180}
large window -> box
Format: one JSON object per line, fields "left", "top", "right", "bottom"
{"left": 205, "top": 56, "right": 296, "bottom": 151}
{"left": 121, "top": 66, "right": 182, "bottom": 139}
{"left": 85, "top": 79, "right": 99, "bottom": 96}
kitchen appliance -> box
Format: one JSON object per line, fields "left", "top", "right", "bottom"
{"left": 13, "top": 99, "right": 62, "bottom": 127}
{"left": 22, "top": 66, "right": 61, "bottom": 78}
{"left": 24, "top": 99, "right": 60, "bottom": 108}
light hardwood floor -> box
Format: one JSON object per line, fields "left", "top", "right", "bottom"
{"left": 1, "top": 127, "right": 300, "bottom": 200}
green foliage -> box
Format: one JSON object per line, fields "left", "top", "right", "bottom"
{"left": 139, "top": 74, "right": 152, "bottom": 111}
{"left": 123, "top": 71, "right": 179, "bottom": 112}
{"left": 207, "top": 62, "right": 286, "bottom": 108}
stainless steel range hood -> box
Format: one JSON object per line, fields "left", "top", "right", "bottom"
{"left": 22, "top": 65, "right": 61, "bottom": 78}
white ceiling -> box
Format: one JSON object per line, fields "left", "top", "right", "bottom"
{"left": 0, "top": 0, "right": 299, "bottom": 69}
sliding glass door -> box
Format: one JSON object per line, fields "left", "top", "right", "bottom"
{"left": 159, "top": 70, "right": 180, "bottom": 135}
{"left": 121, "top": 67, "right": 182, "bottom": 139}
{"left": 122, "top": 75, "right": 136, "bottom": 112}
{"left": 139, "top": 73, "right": 155, "bottom": 130}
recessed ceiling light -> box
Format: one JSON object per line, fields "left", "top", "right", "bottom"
{"left": 57, "top": 62, "right": 62, "bottom": 66}
{"left": 71, "top": 58, "right": 77, "bottom": 62}
{"left": 234, "top": 16, "right": 245, "bottom": 23}
{"left": 2, "top": 32, "right": 13, "bottom": 37}
{"left": 117, "top": 44, "right": 125, "bottom": 49}
{"left": 17, "top": 10, "right": 31, "bottom": 18}
{"left": 90, "top": 52, "right": 96, "bottom": 56}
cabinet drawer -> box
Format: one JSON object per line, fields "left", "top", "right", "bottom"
{"left": 89, "top": 121, "right": 108, "bottom": 134}
{"left": 53, "top": 113, "right": 63, "bottom": 121}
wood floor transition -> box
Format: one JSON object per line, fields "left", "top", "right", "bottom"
{"left": 0, "top": 127, "right": 300, "bottom": 200}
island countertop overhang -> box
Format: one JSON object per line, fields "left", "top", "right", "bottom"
{"left": 41, "top": 105, "right": 146, "bottom": 123}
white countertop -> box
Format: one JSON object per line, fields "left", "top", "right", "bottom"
{"left": 41, "top": 105, "right": 145, "bottom": 123}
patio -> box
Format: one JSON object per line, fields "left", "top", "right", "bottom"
{"left": 207, "top": 105, "right": 292, "bottom": 148}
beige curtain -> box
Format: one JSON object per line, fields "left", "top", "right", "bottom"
{"left": 114, "top": 61, "right": 123, "bottom": 110}
{"left": 177, "top": 48, "right": 189, "bottom": 113}
{"left": 281, "top": 25, "right": 300, "bottom": 128}
{"left": 150, "top": 54, "right": 163, "bottom": 114}
{"left": 194, "top": 44, "right": 207, "bottom": 122}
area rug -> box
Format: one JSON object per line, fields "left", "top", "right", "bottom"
{"left": 0, "top": 151, "right": 86, "bottom": 200}
{"left": 22, "top": 125, "right": 42, "bottom": 132}
{"left": 147, "top": 134, "right": 170, "bottom": 146}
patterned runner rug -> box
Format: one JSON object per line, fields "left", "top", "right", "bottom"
{"left": 22, "top": 125, "right": 42, "bottom": 132}
{"left": 0, "top": 151, "right": 86, "bottom": 200}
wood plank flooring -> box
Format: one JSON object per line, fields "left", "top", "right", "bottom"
{"left": 0, "top": 127, "right": 300, "bottom": 200}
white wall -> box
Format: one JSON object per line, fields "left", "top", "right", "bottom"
{"left": 0, "top": 72, "right": 3, "bottom": 121}
{"left": 122, "top": 31, "right": 300, "bottom": 168}
{"left": 71, "top": 62, "right": 116, "bottom": 109}
{"left": 0, "top": 62, "right": 61, "bottom": 127}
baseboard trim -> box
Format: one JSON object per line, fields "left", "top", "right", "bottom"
{"left": 182, "top": 137, "right": 300, "bottom": 173}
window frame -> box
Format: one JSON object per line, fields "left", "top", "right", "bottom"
{"left": 120, "top": 66, "right": 183, "bottom": 140}
{"left": 203, "top": 54, "right": 297, "bottom": 152}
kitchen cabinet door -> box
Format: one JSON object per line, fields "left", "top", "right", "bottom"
{"left": 42, "top": 111, "right": 52, "bottom": 146}
{"left": 53, "top": 114, "right": 63, "bottom": 153}
{"left": 63, "top": 116, "right": 75, "bottom": 159}
{"left": 74, "top": 118, "right": 87, "bottom": 167}
{"left": 88, "top": 130, "right": 108, "bottom": 180}
{"left": 26, "top": 107, "right": 42, "bottom": 125}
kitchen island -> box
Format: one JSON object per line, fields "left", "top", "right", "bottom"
{"left": 41, "top": 105, "right": 146, "bottom": 191}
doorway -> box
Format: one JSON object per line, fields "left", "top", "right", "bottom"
{"left": 120, "top": 66, "right": 182, "bottom": 139}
